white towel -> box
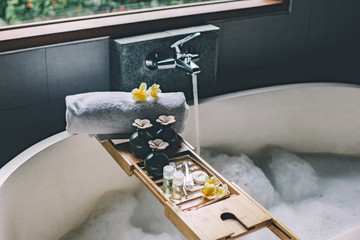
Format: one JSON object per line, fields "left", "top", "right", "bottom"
{"left": 65, "top": 92, "right": 189, "bottom": 136}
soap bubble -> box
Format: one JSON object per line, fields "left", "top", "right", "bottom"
{"left": 61, "top": 188, "right": 184, "bottom": 240}
{"left": 201, "top": 148, "right": 277, "bottom": 208}
{"left": 263, "top": 148, "right": 320, "bottom": 202}
{"left": 243, "top": 149, "right": 360, "bottom": 240}
{"left": 61, "top": 148, "right": 360, "bottom": 240}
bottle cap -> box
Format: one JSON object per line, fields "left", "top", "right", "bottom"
{"left": 173, "top": 171, "right": 184, "bottom": 185}
{"left": 163, "top": 165, "right": 175, "bottom": 179}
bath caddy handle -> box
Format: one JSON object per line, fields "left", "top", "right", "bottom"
{"left": 97, "top": 135, "right": 299, "bottom": 240}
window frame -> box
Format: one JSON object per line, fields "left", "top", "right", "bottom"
{"left": 0, "top": 0, "right": 290, "bottom": 52}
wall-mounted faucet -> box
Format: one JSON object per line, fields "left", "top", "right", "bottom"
{"left": 145, "top": 32, "right": 201, "bottom": 75}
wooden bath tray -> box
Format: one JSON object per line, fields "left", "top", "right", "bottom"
{"left": 97, "top": 136, "right": 299, "bottom": 240}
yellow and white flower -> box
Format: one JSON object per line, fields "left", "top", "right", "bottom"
{"left": 132, "top": 82, "right": 149, "bottom": 102}
{"left": 205, "top": 176, "right": 220, "bottom": 187}
{"left": 216, "top": 184, "right": 228, "bottom": 199}
{"left": 200, "top": 176, "right": 228, "bottom": 200}
{"left": 200, "top": 182, "right": 217, "bottom": 200}
{"left": 147, "top": 84, "right": 161, "bottom": 99}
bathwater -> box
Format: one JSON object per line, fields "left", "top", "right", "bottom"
{"left": 191, "top": 74, "right": 201, "bottom": 155}
{"left": 61, "top": 148, "right": 360, "bottom": 240}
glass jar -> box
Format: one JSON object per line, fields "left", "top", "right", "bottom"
{"left": 129, "top": 119, "right": 153, "bottom": 159}
{"left": 156, "top": 115, "right": 180, "bottom": 157}
{"left": 144, "top": 139, "right": 170, "bottom": 179}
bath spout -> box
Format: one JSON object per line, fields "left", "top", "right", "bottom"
{"left": 144, "top": 32, "right": 201, "bottom": 75}
{"left": 157, "top": 58, "right": 176, "bottom": 70}
{"left": 175, "top": 58, "right": 200, "bottom": 75}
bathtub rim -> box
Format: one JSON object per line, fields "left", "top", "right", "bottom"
{"left": 0, "top": 131, "right": 74, "bottom": 188}
{"left": 199, "top": 82, "right": 360, "bottom": 105}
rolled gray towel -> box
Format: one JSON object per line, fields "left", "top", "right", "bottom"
{"left": 65, "top": 91, "right": 189, "bottom": 136}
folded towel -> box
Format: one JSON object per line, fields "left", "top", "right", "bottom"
{"left": 65, "top": 92, "right": 189, "bottom": 136}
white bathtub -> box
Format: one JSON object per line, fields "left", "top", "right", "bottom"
{"left": 1, "top": 83, "right": 360, "bottom": 240}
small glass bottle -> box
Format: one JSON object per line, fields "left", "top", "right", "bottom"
{"left": 182, "top": 161, "right": 194, "bottom": 191}
{"left": 163, "top": 165, "right": 175, "bottom": 197}
{"left": 171, "top": 171, "right": 184, "bottom": 203}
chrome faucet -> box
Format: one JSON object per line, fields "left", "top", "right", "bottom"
{"left": 145, "top": 32, "right": 201, "bottom": 75}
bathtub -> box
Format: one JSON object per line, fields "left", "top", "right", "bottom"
{"left": 1, "top": 83, "right": 360, "bottom": 240}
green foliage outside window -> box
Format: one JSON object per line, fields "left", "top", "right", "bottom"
{"left": 0, "top": 0, "right": 208, "bottom": 26}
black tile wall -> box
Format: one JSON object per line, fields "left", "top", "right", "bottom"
{"left": 216, "top": 0, "right": 360, "bottom": 94}
{"left": 0, "top": 49, "right": 48, "bottom": 111}
{"left": 0, "top": 38, "right": 110, "bottom": 168}
{"left": 0, "top": 103, "right": 51, "bottom": 167}
{"left": 308, "top": 0, "right": 360, "bottom": 50}
{"left": 47, "top": 38, "right": 110, "bottom": 101}
{"left": 49, "top": 99, "right": 67, "bottom": 134}
{"left": 217, "top": 0, "right": 312, "bottom": 72}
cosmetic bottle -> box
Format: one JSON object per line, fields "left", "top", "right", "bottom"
{"left": 163, "top": 165, "right": 175, "bottom": 197}
{"left": 182, "top": 161, "right": 194, "bottom": 190}
{"left": 171, "top": 171, "right": 184, "bottom": 203}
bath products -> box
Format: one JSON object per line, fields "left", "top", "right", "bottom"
{"left": 129, "top": 119, "right": 153, "bottom": 159}
{"left": 144, "top": 139, "right": 169, "bottom": 179}
{"left": 182, "top": 161, "right": 194, "bottom": 190}
{"left": 156, "top": 115, "right": 180, "bottom": 156}
{"left": 191, "top": 171, "right": 208, "bottom": 185}
{"left": 163, "top": 165, "right": 175, "bottom": 197}
{"left": 172, "top": 171, "right": 184, "bottom": 202}
{"left": 169, "top": 162, "right": 177, "bottom": 172}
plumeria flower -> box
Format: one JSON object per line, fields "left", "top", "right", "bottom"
{"left": 216, "top": 184, "right": 228, "bottom": 199}
{"left": 147, "top": 84, "right": 161, "bottom": 98}
{"left": 148, "top": 139, "right": 169, "bottom": 151}
{"left": 156, "top": 115, "right": 176, "bottom": 125}
{"left": 205, "top": 176, "right": 220, "bottom": 187}
{"left": 132, "top": 82, "right": 149, "bottom": 102}
{"left": 200, "top": 182, "right": 217, "bottom": 200}
{"left": 132, "top": 119, "right": 152, "bottom": 129}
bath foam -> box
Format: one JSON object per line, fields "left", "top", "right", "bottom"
{"left": 243, "top": 157, "right": 360, "bottom": 240}
{"left": 263, "top": 148, "right": 320, "bottom": 202}
{"left": 242, "top": 150, "right": 360, "bottom": 240}
{"left": 201, "top": 149, "right": 277, "bottom": 208}
{"left": 61, "top": 188, "right": 184, "bottom": 240}
{"left": 130, "top": 186, "right": 183, "bottom": 238}
{"left": 61, "top": 149, "right": 360, "bottom": 240}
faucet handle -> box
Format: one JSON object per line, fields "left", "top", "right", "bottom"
{"left": 170, "top": 32, "right": 201, "bottom": 53}
{"left": 186, "top": 53, "right": 199, "bottom": 61}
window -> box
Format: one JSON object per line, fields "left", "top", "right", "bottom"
{"left": 1, "top": 0, "right": 232, "bottom": 27}
{"left": 0, "top": 0, "right": 290, "bottom": 52}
